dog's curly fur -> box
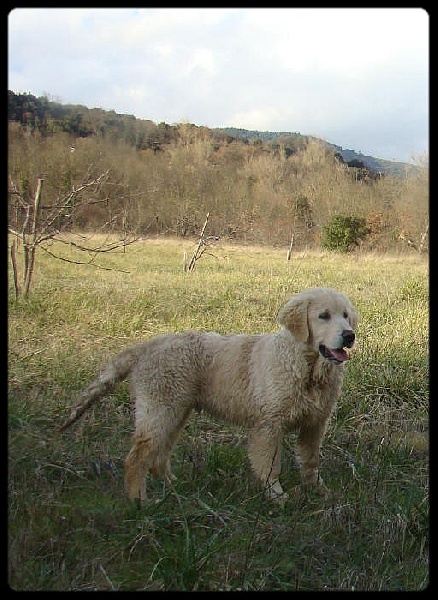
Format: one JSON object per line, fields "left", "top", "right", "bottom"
{"left": 60, "top": 287, "right": 358, "bottom": 503}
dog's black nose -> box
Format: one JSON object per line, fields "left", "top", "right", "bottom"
{"left": 342, "top": 330, "right": 355, "bottom": 347}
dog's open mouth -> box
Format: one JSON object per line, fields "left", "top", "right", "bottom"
{"left": 319, "top": 344, "right": 350, "bottom": 364}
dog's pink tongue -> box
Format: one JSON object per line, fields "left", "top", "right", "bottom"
{"left": 332, "top": 348, "right": 349, "bottom": 362}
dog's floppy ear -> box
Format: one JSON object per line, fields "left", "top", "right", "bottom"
{"left": 277, "top": 296, "right": 310, "bottom": 342}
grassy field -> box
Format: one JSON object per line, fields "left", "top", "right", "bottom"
{"left": 8, "top": 236, "right": 429, "bottom": 591}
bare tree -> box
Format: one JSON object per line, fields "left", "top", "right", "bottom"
{"left": 8, "top": 169, "right": 138, "bottom": 299}
{"left": 183, "top": 212, "right": 220, "bottom": 272}
{"left": 398, "top": 222, "right": 429, "bottom": 253}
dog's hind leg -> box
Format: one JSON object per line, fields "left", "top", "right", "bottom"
{"left": 124, "top": 405, "right": 192, "bottom": 502}
{"left": 124, "top": 434, "right": 156, "bottom": 501}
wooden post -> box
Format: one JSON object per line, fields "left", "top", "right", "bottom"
{"left": 186, "top": 212, "right": 210, "bottom": 272}
{"left": 23, "top": 178, "right": 44, "bottom": 298}
{"left": 286, "top": 233, "right": 294, "bottom": 260}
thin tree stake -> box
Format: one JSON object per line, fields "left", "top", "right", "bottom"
{"left": 186, "top": 212, "right": 210, "bottom": 272}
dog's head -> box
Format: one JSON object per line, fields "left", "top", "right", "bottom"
{"left": 277, "top": 287, "right": 358, "bottom": 364}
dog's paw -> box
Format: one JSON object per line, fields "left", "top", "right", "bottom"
{"left": 298, "top": 479, "right": 331, "bottom": 500}
{"left": 315, "top": 476, "right": 331, "bottom": 497}
{"left": 273, "top": 491, "right": 289, "bottom": 507}
{"left": 128, "top": 493, "right": 144, "bottom": 510}
{"left": 265, "top": 480, "right": 289, "bottom": 505}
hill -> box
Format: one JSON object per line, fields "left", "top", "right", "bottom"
{"left": 8, "top": 91, "right": 411, "bottom": 176}
{"left": 8, "top": 90, "right": 428, "bottom": 253}
{"left": 216, "top": 127, "right": 410, "bottom": 176}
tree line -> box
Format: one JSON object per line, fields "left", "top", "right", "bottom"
{"left": 8, "top": 91, "right": 428, "bottom": 255}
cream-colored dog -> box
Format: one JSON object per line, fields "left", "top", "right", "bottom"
{"left": 60, "top": 287, "right": 358, "bottom": 503}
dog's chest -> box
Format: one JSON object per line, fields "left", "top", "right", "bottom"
{"left": 279, "top": 360, "right": 343, "bottom": 427}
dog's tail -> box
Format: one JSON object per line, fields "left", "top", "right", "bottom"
{"left": 59, "top": 345, "right": 141, "bottom": 432}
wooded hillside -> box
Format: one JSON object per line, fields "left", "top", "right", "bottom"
{"left": 8, "top": 91, "right": 428, "bottom": 252}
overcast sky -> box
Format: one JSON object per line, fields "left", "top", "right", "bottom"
{"left": 8, "top": 7, "right": 428, "bottom": 163}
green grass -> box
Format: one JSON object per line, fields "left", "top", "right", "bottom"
{"left": 8, "top": 236, "right": 429, "bottom": 590}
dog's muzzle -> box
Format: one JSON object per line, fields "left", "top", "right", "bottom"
{"left": 319, "top": 330, "right": 355, "bottom": 364}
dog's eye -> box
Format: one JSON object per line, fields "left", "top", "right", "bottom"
{"left": 343, "top": 311, "right": 348, "bottom": 319}
{"left": 319, "top": 311, "right": 330, "bottom": 321}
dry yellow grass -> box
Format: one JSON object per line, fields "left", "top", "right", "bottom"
{"left": 8, "top": 236, "right": 428, "bottom": 591}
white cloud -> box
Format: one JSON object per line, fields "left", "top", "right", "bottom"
{"left": 183, "top": 48, "right": 216, "bottom": 77}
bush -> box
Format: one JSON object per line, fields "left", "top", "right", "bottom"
{"left": 321, "top": 214, "right": 370, "bottom": 252}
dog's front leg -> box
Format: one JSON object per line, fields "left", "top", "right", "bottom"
{"left": 296, "top": 421, "right": 328, "bottom": 487}
{"left": 247, "top": 425, "right": 288, "bottom": 503}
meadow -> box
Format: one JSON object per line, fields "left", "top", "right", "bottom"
{"left": 8, "top": 236, "right": 429, "bottom": 590}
